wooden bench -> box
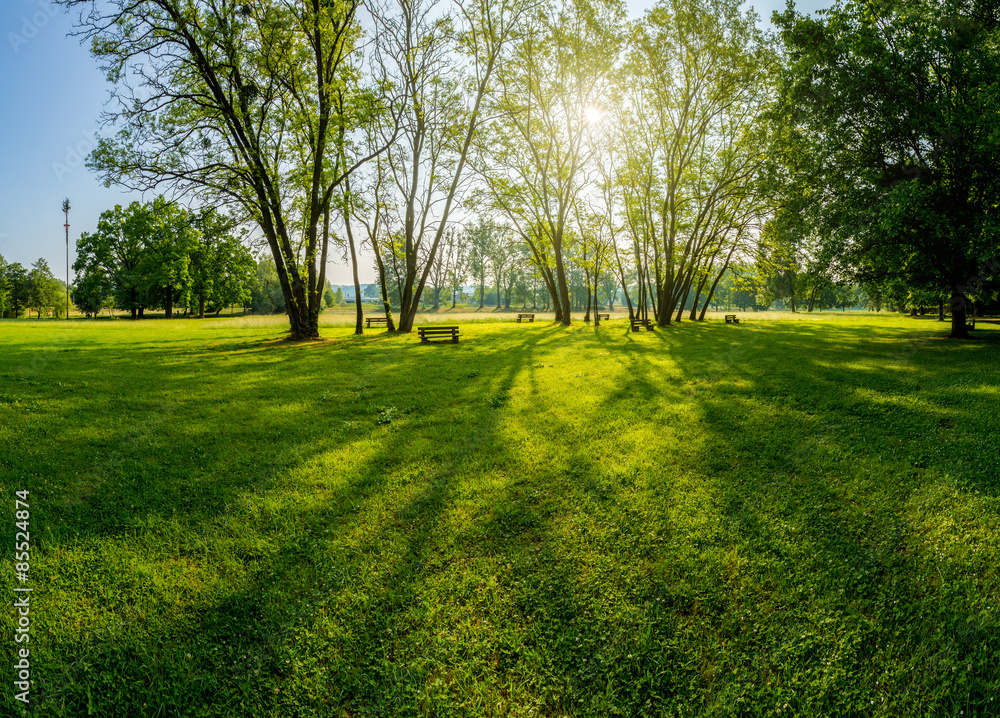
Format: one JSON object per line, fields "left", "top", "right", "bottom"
{"left": 517, "top": 313, "right": 535, "bottom": 323}
{"left": 365, "top": 316, "right": 388, "bottom": 328}
{"left": 630, "top": 318, "right": 655, "bottom": 331}
{"left": 725, "top": 314, "right": 740, "bottom": 324}
{"left": 417, "top": 325, "right": 460, "bottom": 343}
{"left": 596, "top": 313, "right": 609, "bottom": 320}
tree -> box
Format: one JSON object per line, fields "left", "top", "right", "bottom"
{"left": 771, "top": 0, "right": 1000, "bottom": 338}
{"left": 28, "top": 259, "right": 61, "bottom": 318}
{"left": 67, "top": 0, "right": 389, "bottom": 339}
{"left": 616, "top": 0, "right": 775, "bottom": 327}
{"left": 188, "top": 210, "right": 255, "bottom": 318}
{"left": 72, "top": 268, "right": 112, "bottom": 318}
{"left": 136, "top": 200, "right": 199, "bottom": 319}
{"left": 466, "top": 218, "right": 496, "bottom": 310}
{"left": 2, "top": 262, "right": 30, "bottom": 318}
{"left": 488, "top": 226, "right": 516, "bottom": 310}
{"left": 75, "top": 202, "right": 148, "bottom": 319}
{"left": 371, "top": 0, "right": 530, "bottom": 332}
{"left": 250, "top": 258, "right": 287, "bottom": 315}
{"left": 444, "top": 227, "right": 468, "bottom": 309}
{"left": 478, "top": 0, "right": 624, "bottom": 325}
{"left": 600, "top": 272, "right": 619, "bottom": 310}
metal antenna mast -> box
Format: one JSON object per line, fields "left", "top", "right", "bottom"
{"left": 62, "top": 198, "right": 70, "bottom": 319}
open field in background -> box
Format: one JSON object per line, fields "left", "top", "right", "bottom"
{"left": 1, "top": 314, "right": 999, "bottom": 716}
{"left": 12, "top": 304, "right": 888, "bottom": 326}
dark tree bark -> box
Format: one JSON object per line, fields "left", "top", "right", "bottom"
{"left": 950, "top": 288, "right": 970, "bottom": 338}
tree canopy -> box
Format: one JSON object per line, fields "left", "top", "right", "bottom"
{"left": 768, "top": 0, "right": 1000, "bottom": 337}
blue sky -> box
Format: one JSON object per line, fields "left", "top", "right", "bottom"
{"left": 0, "top": 0, "right": 830, "bottom": 287}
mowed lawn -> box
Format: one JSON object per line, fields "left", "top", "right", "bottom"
{"left": 1, "top": 313, "right": 999, "bottom": 717}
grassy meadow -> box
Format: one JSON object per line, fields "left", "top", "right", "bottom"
{"left": 1, "top": 311, "right": 999, "bottom": 717}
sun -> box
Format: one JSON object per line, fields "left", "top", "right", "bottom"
{"left": 583, "top": 106, "right": 605, "bottom": 125}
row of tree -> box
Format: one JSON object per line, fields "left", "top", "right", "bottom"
{"left": 0, "top": 257, "right": 68, "bottom": 319}
{"left": 66, "top": 0, "right": 1000, "bottom": 338}
{"left": 68, "top": 0, "right": 777, "bottom": 336}
{"left": 73, "top": 199, "right": 256, "bottom": 319}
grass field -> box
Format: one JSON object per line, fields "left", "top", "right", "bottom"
{"left": 1, "top": 312, "right": 999, "bottom": 717}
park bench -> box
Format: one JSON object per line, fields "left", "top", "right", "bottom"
{"left": 630, "top": 318, "right": 655, "bottom": 331}
{"left": 517, "top": 313, "right": 535, "bottom": 323}
{"left": 596, "top": 313, "right": 609, "bottom": 320}
{"left": 725, "top": 314, "right": 740, "bottom": 324}
{"left": 417, "top": 325, "right": 460, "bottom": 344}
{"left": 365, "top": 316, "right": 388, "bottom": 328}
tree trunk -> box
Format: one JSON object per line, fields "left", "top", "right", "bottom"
{"left": 699, "top": 255, "right": 733, "bottom": 322}
{"left": 584, "top": 286, "right": 591, "bottom": 322}
{"left": 689, "top": 273, "right": 709, "bottom": 321}
{"left": 342, "top": 218, "right": 364, "bottom": 336}
{"left": 593, "top": 270, "right": 600, "bottom": 327}
{"left": 198, "top": 294, "right": 205, "bottom": 319}
{"left": 553, "top": 249, "right": 572, "bottom": 326}
{"left": 165, "top": 285, "right": 173, "bottom": 319}
{"left": 938, "top": 300, "right": 945, "bottom": 321}
{"left": 950, "top": 288, "right": 970, "bottom": 338}
{"left": 674, "top": 275, "right": 694, "bottom": 323}
{"left": 374, "top": 253, "right": 397, "bottom": 331}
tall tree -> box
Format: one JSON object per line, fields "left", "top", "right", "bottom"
{"left": 770, "top": 0, "right": 1000, "bottom": 338}
{"left": 478, "top": 0, "right": 624, "bottom": 325}
{"left": 136, "top": 199, "right": 199, "bottom": 319}
{"left": 66, "top": 0, "right": 388, "bottom": 339}
{"left": 371, "top": 0, "right": 529, "bottom": 332}
{"left": 616, "top": 0, "right": 775, "bottom": 326}
{"left": 189, "top": 210, "right": 256, "bottom": 318}
{"left": 74, "top": 202, "right": 148, "bottom": 319}
{"left": 466, "top": 217, "right": 497, "bottom": 309}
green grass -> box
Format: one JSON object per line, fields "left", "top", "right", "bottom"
{"left": 1, "top": 312, "right": 999, "bottom": 717}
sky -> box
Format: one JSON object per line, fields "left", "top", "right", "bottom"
{"left": 0, "top": 0, "right": 832, "bottom": 288}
